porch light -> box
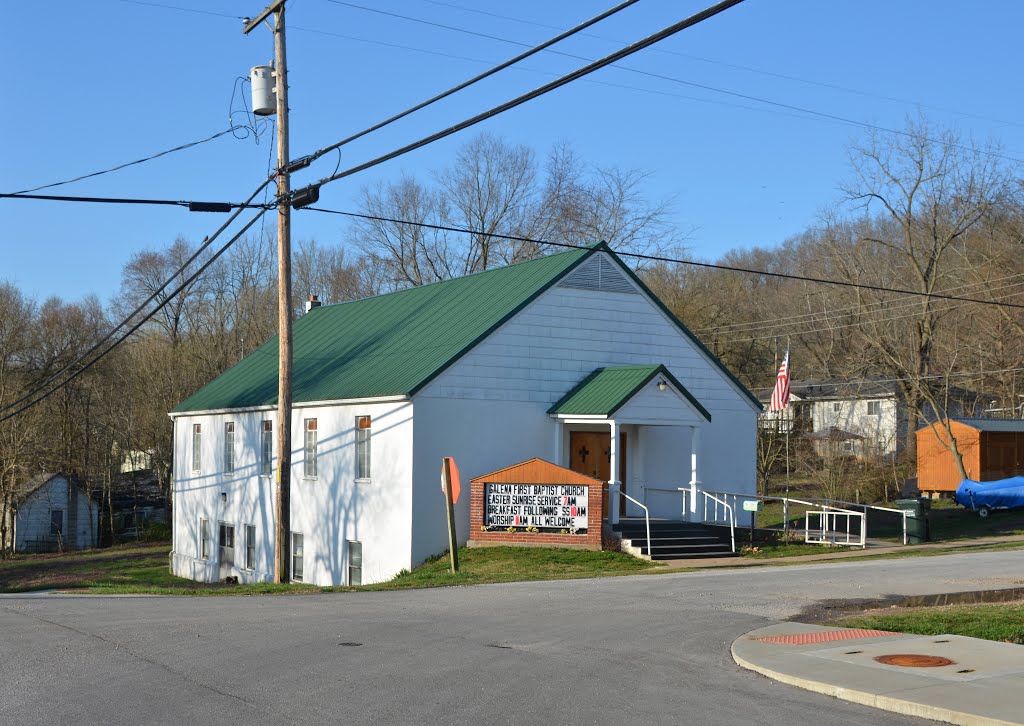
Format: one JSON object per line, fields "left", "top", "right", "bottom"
{"left": 657, "top": 380, "right": 668, "bottom": 391}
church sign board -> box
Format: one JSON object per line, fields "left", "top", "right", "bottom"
{"left": 484, "top": 483, "right": 589, "bottom": 531}
{"left": 469, "top": 458, "right": 604, "bottom": 550}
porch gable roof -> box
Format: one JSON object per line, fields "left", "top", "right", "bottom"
{"left": 548, "top": 364, "right": 711, "bottom": 421}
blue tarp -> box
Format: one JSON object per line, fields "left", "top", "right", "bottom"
{"left": 954, "top": 476, "right": 1024, "bottom": 510}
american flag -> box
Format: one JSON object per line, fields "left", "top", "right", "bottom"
{"left": 770, "top": 350, "right": 791, "bottom": 412}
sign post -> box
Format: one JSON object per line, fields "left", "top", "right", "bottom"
{"left": 441, "top": 457, "right": 460, "bottom": 573}
{"left": 742, "top": 499, "right": 762, "bottom": 546}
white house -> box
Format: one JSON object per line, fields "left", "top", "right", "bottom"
{"left": 3, "top": 473, "right": 99, "bottom": 553}
{"left": 773, "top": 379, "right": 984, "bottom": 458}
{"left": 168, "top": 243, "right": 760, "bottom": 586}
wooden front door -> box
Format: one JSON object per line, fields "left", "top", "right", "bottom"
{"left": 569, "top": 431, "right": 628, "bottom": 518}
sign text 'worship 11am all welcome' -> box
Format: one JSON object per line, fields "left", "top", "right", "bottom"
{"left": 484, "top": 483, "right": 589, "bottom": 531}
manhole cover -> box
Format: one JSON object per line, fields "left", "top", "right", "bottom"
{"left": 874, "top": 654, "right": 955, "bottom": 668}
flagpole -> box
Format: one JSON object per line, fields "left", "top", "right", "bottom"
{"left": 784, "top": 341, "right": 791, "bottom": 535}
{"left": 785, "top": 339, "right": 791, "bottom": 490}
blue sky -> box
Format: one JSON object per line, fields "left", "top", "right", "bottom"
{"left": 6, "top": 0, "right": 1024, "bottom": 303}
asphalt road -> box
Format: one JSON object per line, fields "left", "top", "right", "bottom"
{"left": 2, "top": 550, "right": 1021, "bottom": 726}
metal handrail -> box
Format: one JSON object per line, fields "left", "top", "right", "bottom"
{"left": 612, "top": 483, "right": 652, "bottom": 560}
{"left": 645, "top": 485, "right": 688, "bottom": 519}
{"left": 806, "top": 509, "right": 866, "bottom": 548}
{"left": 701, "top": 491, "right": 735, "bottom": 553}
{"left": 702, "top": 489, "right": 910, "bottom": 545}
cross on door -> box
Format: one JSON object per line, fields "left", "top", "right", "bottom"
{"left": 577, "top": 445, "right": 590, "bottom": 463}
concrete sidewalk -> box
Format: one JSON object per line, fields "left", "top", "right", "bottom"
{"left": 658, "top": 534, "right": 1024, "bottom": 570}
{"left": 733, "top": 622, "right": 1024, "bottom": 726}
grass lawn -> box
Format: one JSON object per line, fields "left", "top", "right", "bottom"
{"left": 839, "top": 602, "right": 1024, "bottom": 644}
{"left": 350, "top": 546, "right": 659, "bottom": 591}
{"left": 739, "top": 541, "right": 846, "bottom": 558}
{"left": 0, "top": 544, "right": 658, "bottom": 595}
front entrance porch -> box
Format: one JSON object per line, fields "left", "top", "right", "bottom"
{"left": 547, "top": 364, "right": 712, "bottom": 527}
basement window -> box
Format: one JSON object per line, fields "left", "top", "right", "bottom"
{"left": 292, "top": 533, "right": 304, "bottom": 582}
{"left": 348, "top": 540, "right": 362, "bottom": 586}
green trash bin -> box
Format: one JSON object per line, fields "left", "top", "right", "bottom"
{"left": 895, "top": 498, "right": 930, "bottom": 544}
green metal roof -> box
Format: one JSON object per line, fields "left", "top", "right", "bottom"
{"left": 548, "top": 364, "right": 711, "bottom": 421}
{"left": 173, "top": 242, "right": 759, "bottom": 414}
{"left": 173, "top": 245, "right": 594, "bottom": 412}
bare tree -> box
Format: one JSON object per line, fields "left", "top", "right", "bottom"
{"left": 355, "top": 134, "right": 683, "bottom": 288}
{"left": 831, "top": 119, "right": 1014, "bottom": 468}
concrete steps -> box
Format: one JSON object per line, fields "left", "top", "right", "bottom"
{"left": 616, "top": 521, "right": 736, "bottom": 560}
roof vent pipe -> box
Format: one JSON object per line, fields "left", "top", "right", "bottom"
{"left": 304, "top": 294, "right": 322, "bottom": 314}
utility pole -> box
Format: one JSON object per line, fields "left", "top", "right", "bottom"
{"left": 244, "top": 0, "right": 292, "bottom": 584}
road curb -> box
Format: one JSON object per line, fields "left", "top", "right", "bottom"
{"left": 731, "top": 630, "right": 1022, "bottom": 726}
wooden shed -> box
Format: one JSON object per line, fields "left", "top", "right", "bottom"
{"left": 916, "top": 418, "right": 1024, "bottom": 494}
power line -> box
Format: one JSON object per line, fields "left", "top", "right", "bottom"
{"left": 8, "top": 127, "right": 243, "bottom": 195}
{"left": 0, "top": 206, "right": 270, "bottom": 424}
{"left": 300, "top": 206, "right": 1024, "bottom": 312}
{"left": 418, "top": 0, "right": 1024, "bottom": 132}
{"left": 755, "top": 367, "right": 1024, "bottom": 394}
{"left": 0, "top": 180, "right": 274, "bottom": 417}
{"left": 301, "top": 0, "right": 751, "bottom": 190}
{"left": 301, "top": 0, "right": 643, "bottom": 167}
{"left": 0, "top": 191, "right": 268, "bottom": 211}
{"left": 331, "top": 1, "right": 1024, "bottom": 165}
{"left": 1, "top": 0, "right": 656, "bottom": 419}
{"left": 119, "top": 0, "right": 859, "bottom": 134}
{"left": 702, "top": 271, "right": 1024, "bottom": 336}
{"left": 115, "top": 0, "right": 245, "bottom": 19}
{"left": 717, "top": 283, "right": 1024, "bottom": 346}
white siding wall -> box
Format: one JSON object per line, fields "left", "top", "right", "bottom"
{"left": 171, "top": 400, "right": 414, "bottom": 586}
{"left": 410, "top": 397, "right": 558, "bottom": 566}
{"left": 413, "top": 259, "right": 758, "bottom": 553}
{"left": 14, "top": 476, "right": 98, "bottom": 552}
{"left": 615, "top": 380, "right": 706, "bottom": 425}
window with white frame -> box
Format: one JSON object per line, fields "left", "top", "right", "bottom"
{"left": 292, "top": 532, "right": 304, "bottom": 582}
{"left": 200, "top": 518, "right": 211, "bottom": 559}
{"left": 832, "top": 402, "right": 841, "bottom": 413}
{"left": 192, "top": 423, "right": 202, "bottom": 472}
{"left": 347, "top": 540, "right": 362, "bottom": 586}
{"left": 304, "top": 418, "right": 318, "bottom": 478}
{"left": 219, "top": 522, "right": 235, "bottom": 565}
{"left": 244, "top": 524, "right": 256, "bottom": 570}
{"left": 843, "top": 441, "right": 855, "bottom": 453}
{"left": 50, "top": 510, "right": 64, "bottom": 537}
{"left": 224, "top": 421, "right": 235, "bottom": 473}
{"left": 355, "top": 415, "right": 371, "bottom": 480}
{"left": 260, "top": 420, "right": 273, "bottom": 476}
{"left": 866, "top": 400, "right": 881, "bottom": 416}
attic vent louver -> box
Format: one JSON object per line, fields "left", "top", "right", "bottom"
{"left": 558, "top": 254, "right": 637, "bottom": 294}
